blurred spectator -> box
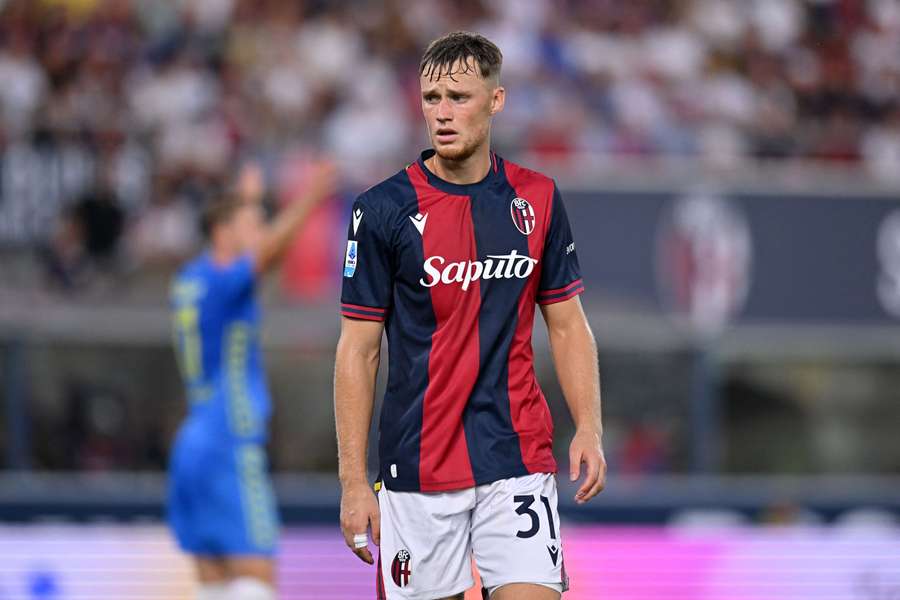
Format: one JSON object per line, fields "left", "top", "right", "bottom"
{"left": 863, "top": 105, "right": 900, "bottom": 182}
{"left": 39, "top": 182, "right": 124, "bottom": 290}
{"left": 42, "top": 203, "right": 90, "bottom": 291}
{"left": 73, "top": 184, "right": 124, "bottom": 261}
{"left": 0, "top": 24, "right": 46, "bottom": 137}
{"left": 129, "top": 194, "right": 197, "bottom": 266}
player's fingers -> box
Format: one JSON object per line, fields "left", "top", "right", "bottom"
{"left": 340, "top": 521, "right": 353, "bottom": 548}
{"left": 353, "top": 546, "right": 374, "bottom": 565}
{"left": 340, "top": 514, "right": 367, "bottom": 549}
{"left": 584, "top": 473, "right": 606, "bottom": 502}
{"left": 582, "top": 461, "right": 607, "bottom": 502}
{"left": 574, "top": 455, "right": 595, "bottom": 497}
{"left": 575, "top": 454, "right": 601, "bottom": 503}
{"left": 370, "top": 507, "right": 381, "bottom": 546}
{"left": 569, "top": 446, "right": 582, "bottom": 482}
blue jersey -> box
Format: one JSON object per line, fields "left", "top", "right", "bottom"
{"left": 171, "top": 253, "right": 270, "bottom": 443}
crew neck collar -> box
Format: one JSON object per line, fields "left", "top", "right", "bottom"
{"left": 416, "top": 149, "right": 502, "bottom": 195}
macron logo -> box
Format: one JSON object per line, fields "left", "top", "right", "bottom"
{"left": 410, "top": 212, "right": 428, "bottom": 235}
{"left": 352, "top": 208, "right": 364, "bottom": 236}
{"left": 547, "top": 544, "right": 559, "bottom": 566}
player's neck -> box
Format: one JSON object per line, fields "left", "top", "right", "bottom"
{"left": 209, "top": 242, "right": 240, "bottom": 266}
{"left": 426, "top": 145, "right": 491, "bottom": 185}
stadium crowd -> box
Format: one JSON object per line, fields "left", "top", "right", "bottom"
{"left": 1, "top": 0, "right": 900, "bottom": 268}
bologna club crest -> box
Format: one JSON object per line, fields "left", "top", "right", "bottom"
{"left": 391, "top": 549, "right": 412, "bottom": 587}
{"left": 656, "top": 193, "right": 752, "bottom": 336}
{"left": 511, "top": 197, "right": 535, "bottom": 235}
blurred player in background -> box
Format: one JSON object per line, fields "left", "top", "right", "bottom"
{"left": 169, "top": 162, "right": 335, "bottom": 600}
{"left": 335, "top": 32, "right": 606, "bottom": 599}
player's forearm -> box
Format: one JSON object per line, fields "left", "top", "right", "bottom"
{"left": 255, "top": 199, "right": 318, "bottom": 273}
{"left": 334, "top": 336, "right": 380, "bottom": 488}
{"left": 548, "top": 317, "right": 603, "bottom": 437}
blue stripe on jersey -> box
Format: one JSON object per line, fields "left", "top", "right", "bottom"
{"left": 462, "top": 160, "right": 529, "bottom": 484}
{"left": 373, "top": 169, "right": 434, "bottom": 491}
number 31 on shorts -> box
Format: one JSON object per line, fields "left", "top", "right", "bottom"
{"left": 513, "top": 495, "right": 557, "bottom": 540}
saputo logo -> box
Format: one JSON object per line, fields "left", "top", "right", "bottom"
{"left": 420, "top": 250, "right": 538, "bottom": 290}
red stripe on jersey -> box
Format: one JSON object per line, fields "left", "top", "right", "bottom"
{"left": 504, "top": 163, "right": 558, "bottom": 474}
{"left": 407, "top": 162, "right": 477, "bottom": 491}
{"left": 538, "top": 284, "right": 585, "bottom": 305}
{"left": 539, "top": 279, "right": 583, "bottom": 297}
{"left": 341, "top": 310, "right": 385, "bottom": 322}
{"left": 341, "top": 303, "right": 386, "bottom": 314}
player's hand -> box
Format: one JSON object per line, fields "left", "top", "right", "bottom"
{"left": 237, "top": 161, "right": 265, "bottom": 203}
{"left": 569, "top": 428, "right": 606, "bottom": 504}
{"left": 340, "top": 481, "right": 380, "bottom": 564}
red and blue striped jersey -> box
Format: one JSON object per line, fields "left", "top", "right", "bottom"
{"left": 340, "top": 150, "right": 584, "bottom": 492}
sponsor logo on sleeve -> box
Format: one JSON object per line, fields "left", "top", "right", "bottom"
{"left": 344, "top": 240, "right": 358, "bottom": 277}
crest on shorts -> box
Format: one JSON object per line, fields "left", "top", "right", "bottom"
{"left": 510, "top": 197, "right": 536, "bottom": 236}
{"left": 391, "top": 549, "right": 412, "bottom": 587}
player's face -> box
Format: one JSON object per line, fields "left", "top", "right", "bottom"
{"left": 421, "top": 59, "right": 505, "bottom": 162}
{"left": 230, "top": 203, "right": 265, "bottom": 254}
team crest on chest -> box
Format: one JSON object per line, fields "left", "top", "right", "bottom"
{"left": 510, "top": 197, "right": 536, "bottom": 236}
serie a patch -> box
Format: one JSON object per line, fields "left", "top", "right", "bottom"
{"left": 344, "top": 240, "right": 358, "bottom": 277}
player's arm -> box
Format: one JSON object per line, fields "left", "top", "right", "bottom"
{"left": 247, "top": 162, "right": 336, "bottom": 274}
{"left": 334, "top": 316, "right": 383, "bottom": 564}
{"left": 540, "top": 295, "right": 607, "bottom": 504}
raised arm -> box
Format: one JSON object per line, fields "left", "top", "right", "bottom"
{"left": 334, "top": 316, "right": 384, "bottom": 564}
{"left": 247, "top": 161, "right": 337, "bottom": 274}
{"left": 540, "top": 295, "right": 606, "bottom": 504}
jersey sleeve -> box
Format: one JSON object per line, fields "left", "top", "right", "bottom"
{"left": 537, "top": 184, "right": 584, "bottom": 305}
{"left": 340, "top": 194, "right": 393, "bottom": 321}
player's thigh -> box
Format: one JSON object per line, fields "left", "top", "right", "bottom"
{"left": 472, "top": 473, "right": 567, "bottom": 595}
{"left": 378, "top": 485, "right": 475, "bottom": 599}
{"left": 225, "top": 556, "right": 276, "bottom": 586}
{"left": 167, "top": 426, "right": 207, "bottom": 554}
{"left": 194, "top": 557, "right": 229, "bottom": 584}
{"left": 199, "top": 443, "right": 279, "bottom": 557}
{"left": 491, "top": 583, "right": 560, "bottom": 600}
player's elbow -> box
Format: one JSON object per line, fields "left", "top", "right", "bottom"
{"left": 549, "top": 315, "right": 596, "bottom": 352}
{"left": 336, "top": 330, "right": 381, "bottom": 369}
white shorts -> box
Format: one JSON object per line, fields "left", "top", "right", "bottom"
{"left": 377, "top": 472, "right": 568, "bottom": 600}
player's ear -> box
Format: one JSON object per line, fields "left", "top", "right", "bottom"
{"left": 489, "top": 85, "right": 505, "bottom": 116}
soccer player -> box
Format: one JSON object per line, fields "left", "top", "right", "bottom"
{"left": 334, "top": 32, "right": 606, "bottom": 600}
{"left": 169, "top": 162, "right": 334, "bottom": 600}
